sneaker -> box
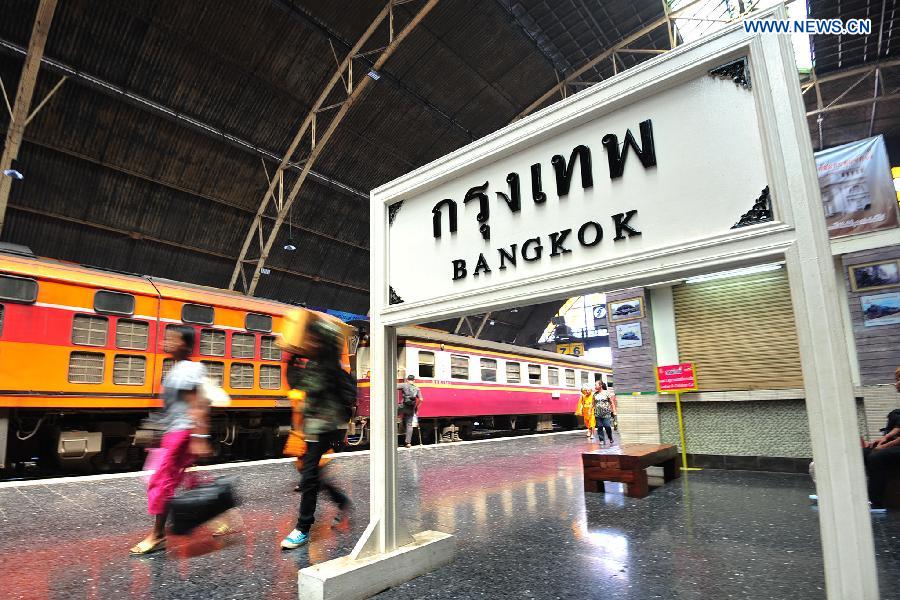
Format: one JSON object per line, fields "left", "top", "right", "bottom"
{"left": 808, "top": 494, "right": 818, "bottom": 503}
{"left": 280, "top": 529, "right": 309, "bottom": 549}
{"left": 869, "top": 503, "right": 888, "bottom": 513}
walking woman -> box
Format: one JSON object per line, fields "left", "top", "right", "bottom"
{"left": 575, "top": 387, "right": 596, "bottom": 439}
{"left": 594, "top": 382, "right": 615, "bottom": 448}
{"left": 130, "top": 325, "right": 210, "bottom": 555}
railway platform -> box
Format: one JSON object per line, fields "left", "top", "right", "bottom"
{"left": 1, "top": 431, "right": 898, "bottom": 600}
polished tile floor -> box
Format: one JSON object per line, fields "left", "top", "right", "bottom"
{"left": 0, "top": 432, "right": 897, "bottom": 599}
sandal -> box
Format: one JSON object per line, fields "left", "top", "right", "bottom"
{"left": 130, "top": 537, "right": 166, "bottom": 555}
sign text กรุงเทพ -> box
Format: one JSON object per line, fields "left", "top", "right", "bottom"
{"left": 430, "top": 120, "right": 657, "bottom": 282}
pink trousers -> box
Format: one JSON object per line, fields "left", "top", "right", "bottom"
{"left": 147, "top": 429, "right": 194, "bottom": 515}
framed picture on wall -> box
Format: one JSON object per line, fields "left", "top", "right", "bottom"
{"left": 860, "top": 292, "right": 900, "bottom": 327}
{"left": 848, "top": 259, "right": 900, "bottom": 292}
{"left": 616, "top": 322, "right": 643, "bottom": 348}
{"left": 608, "top": 297, "right": 644, "bottom": 322}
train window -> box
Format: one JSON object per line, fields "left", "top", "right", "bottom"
{"left": 260, "top": 335, "right": 280, "bottom": 361}
{"left": 418, "top": 351, "right": 435, "bottom": 378}
{"left": 201, "top": 361, "right": 225, "bottom": 386}
{"left": 68, "top": 351, "right": 104, "bottom": 384}
{"left": 594, "top": 373, "right": 603, "bottom": 384}
{"left": 450, "top": 354, "right": 469, "bottom": 380}
{"left": 116, "top": 319, "right": 149, "bottom": 350}
{"left": 506, "top": 362, "right": 521, "bottom": 383}
{"left": 606, "top": 378, "right": 614, "bottom": 389}
{"left": 0, "top": 275, "right": 38, "bottom": 303}
{"left": 199, "top": 329, "right": 226, "bottom": 356}
{"left": 548, "top": 367, "right": 559, "bottom": 386}
{"left": 480, "top": 358, "right": 497, "bottom": 382}
{"left": 230, "top": 363, "right": 254, "bottom": 388}
{"left": 565, "top": 369, "right": 576, "bottom": 387}
{"left": 232, "top": 333, "right": 256, "bottom": 358}
{"left": 260, "top": 364, "right": 282, "bottom": 389}
{"left": 581, "top": 371, "right": 589, "bottom": 388}
{"left": 161, "top": 358, "right": 174, "bottom": 382}
{"left": 94, "top": 290, "right": 135, "bottom": 315}
{"left": 182, "top": 303, "right": 214, "bottom": 325}
{"left": 72, "top": 314, "right": 108, "bottom": 346}
{"left": 245, "top": 313, "right": 272, "bottom": 332}
{"left": 528, "top": 364, "right": 541, "bottom": 385}
{"left": 113, "top": 355, "right": 146, "bottom": 385}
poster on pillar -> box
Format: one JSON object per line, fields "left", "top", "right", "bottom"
{"left": 385, "top": 57, "right": 775, "bottom": 307}
{"left": 815, "top": 135, "right": 899, "bottom": 238}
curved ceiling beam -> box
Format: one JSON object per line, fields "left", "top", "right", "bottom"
{"left": 0, "top": 0, "right": 58, "bottom": 236}
{"left": 230, "top": 0, "right": 440, "bottom": 296}
{"left": 512, "top": 0, "right": 709, "bottom": 121}
{"left": 0, "top": 36, "right": 369, "bottom": 201}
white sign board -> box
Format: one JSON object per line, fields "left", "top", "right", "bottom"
{"left": 387, "top": 61, "right": 771, "bottom": 306}
{"left": 368, "top": 16, "right": 879, "bottom": 598}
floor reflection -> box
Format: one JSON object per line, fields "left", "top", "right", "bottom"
{"left": 1, "top": 434, "right": 898, "bottom": 599}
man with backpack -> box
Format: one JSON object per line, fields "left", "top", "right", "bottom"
{"left": 281, "top": 319, "right": 355, "bottom": 549}
{"left": 398, "top": 374, "right": 423, "bottom": 448}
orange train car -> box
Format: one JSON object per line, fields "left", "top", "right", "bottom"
{"left": 0, "top": 247, "right": 307, "bottom": 473}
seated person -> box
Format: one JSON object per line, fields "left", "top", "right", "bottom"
{"left": 864, "top": 402, "right": 900, "bottom": 512}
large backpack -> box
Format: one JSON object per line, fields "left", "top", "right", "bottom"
{"left": 333, "top": 368, "right": 358, "bottom": 422}
{"left": 401, "top": 383, "right": 419, "bottom": 410}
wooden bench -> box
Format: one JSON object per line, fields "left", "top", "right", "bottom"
{"left": 582, "top": 443, "right": 680, "bottom": 498}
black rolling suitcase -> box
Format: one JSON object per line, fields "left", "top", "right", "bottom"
{"left": 169, "top": 476, "right": 239, "bottom": 535}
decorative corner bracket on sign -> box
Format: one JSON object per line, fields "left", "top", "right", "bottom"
{"left": 389, "top": 286, "right": 404, "bottom": 305}
{"left": 731, "top": 186, "right": 773, "bottom": 229}
{"left": 388, "top": 201, "right": 403, "bottom": 226}
{"left": 709, "top": 57, "right": 751, "bottom": 90}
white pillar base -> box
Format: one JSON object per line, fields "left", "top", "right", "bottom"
{"left": 298, "top": 530, "right": 456, "bottom": 600}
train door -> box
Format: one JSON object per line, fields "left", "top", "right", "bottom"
{"left": 356, "top": 346, "right": 370, "bottom": 380}
{"left": 397, "top": 344, "right": 408, "bottom": 380}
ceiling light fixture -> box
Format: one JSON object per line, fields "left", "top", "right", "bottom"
{"left": 685, "top": 262, "right": 783, "bottom": 284}
{"left": 2, "top": 169, "right": 23, "bottom": 180}
{"left": 367, "top": 70, "right": 381, "bottom": 81}
{"left": 284, "top": 206, "right": 297, "bottom": 251}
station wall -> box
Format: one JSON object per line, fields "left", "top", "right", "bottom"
{"left": 841, "top": 244, "right": 900, "bottom": 386}
{"left": 612, "top": 244, "right": 898, "bottom": 466}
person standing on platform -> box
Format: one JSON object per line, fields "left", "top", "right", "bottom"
{"left": 608, "top": 383, "right": 619, "bottom": 432}
{"left": 863, "top": 367, "right": 900, "bottom": 512}
{"left": 576, "top": 387, "right": 595, "bottom": 439}
{"left": 281, "top": 320, "right": 353, "bottom": 550}
{"left": 398, "top": 374, "right": 423, "bottom": 448}
{"left": 130, "top": 325, "right": 210, "bottom": 555}
{"left": 594, "top": 382, "right": 615, "bottom": 448}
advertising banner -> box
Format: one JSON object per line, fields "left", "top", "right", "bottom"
{"left": 815, "top": 135, "right": 899, "bottom": 238}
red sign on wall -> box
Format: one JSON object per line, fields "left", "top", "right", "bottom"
{"left": 656, "top": 363, "right": 697, "bottom": 392}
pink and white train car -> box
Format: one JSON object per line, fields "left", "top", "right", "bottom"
{"left": 352, "top": 327, "right": 612, "bottom": 443}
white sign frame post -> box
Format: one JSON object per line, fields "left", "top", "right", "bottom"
{"left": 300, "top": 8, "right": 878, "bottom": 600}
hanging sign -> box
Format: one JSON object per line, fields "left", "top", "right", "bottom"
{"left": 385, "top": 57, "right": 772, "bottom": 306}
{"left": 556, "top": 342, "right": 585, "bottom": 356}
{"left": 815, "top": 135, "right": 899, "bottom": 238}
{"left": 655, "top": 363, "right": 698, "bottom": 392}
